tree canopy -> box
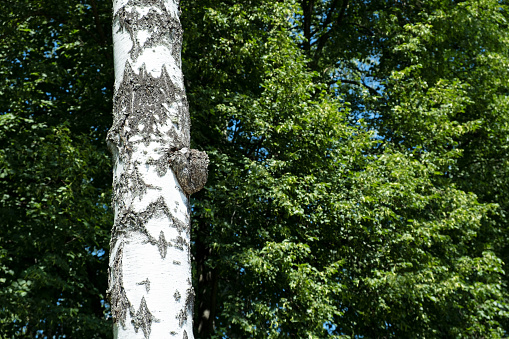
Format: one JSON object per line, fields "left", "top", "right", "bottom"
{"left": 0, "top": 0, "right": 113, "bottom": 336}
{"left": 1, "top": 0, "right": 508, "bottom": 337}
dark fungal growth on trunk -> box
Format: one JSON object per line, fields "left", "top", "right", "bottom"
{"left": 169, "top": 147, "right": 209, "bottom": 196}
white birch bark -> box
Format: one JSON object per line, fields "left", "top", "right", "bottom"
{"left": 107, "top": 1, "right": 207, "bottom": 338}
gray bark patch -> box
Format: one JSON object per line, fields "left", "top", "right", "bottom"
{"left": 107, "top": 243, "right": 131, "bottom": 327}
{"left": 137, "top": 278, "right": 151, "bottom": 293}
{"left": 158, "top": 230, "right": 168, "bottom": 258}
{"left": 174, "top": 290, "right": 181, "bottom": 302}
{"left": 133, "top": 296, "right": 159, "bottom": 338}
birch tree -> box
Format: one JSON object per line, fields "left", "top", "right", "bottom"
{"left": 107, "top": 0, "right": 207, "bottom": 338}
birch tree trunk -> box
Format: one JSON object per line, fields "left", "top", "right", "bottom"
{"left": 107, "top": 1, "right": 207, "bottom": 338}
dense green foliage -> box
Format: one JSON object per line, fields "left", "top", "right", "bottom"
{"left": 1, "top": 0, "right": 508, "bottom": 337}
{"left": 0, "top": 116, "right": 111, "bottom": 337}
{"left": 0, "top": 0, "right": 113, "bottom": 336}
{"left": 184, "top": 0, "right": 509, "bottom": 337}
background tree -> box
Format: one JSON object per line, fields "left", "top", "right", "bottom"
{"left": 182, "top": 0, "right": 509, "bottom": 337}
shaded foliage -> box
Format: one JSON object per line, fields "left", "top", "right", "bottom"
{"left": 0, "top": 116, "right": 112, "bottom": 337}
{"left": 183, "top": 0, "right": 509, "bottom": 337}
{"left": 0, "top": 0, "right": 113, "bottom": 337}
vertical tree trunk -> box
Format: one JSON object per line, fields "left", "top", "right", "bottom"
{"left": 195, "top": 231, "right": 218, "bottom": 336}
{"left": 107, "top": 1, "right": 207, "bottom": 338}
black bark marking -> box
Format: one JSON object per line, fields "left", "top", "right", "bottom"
{"left": 107, "top": 243, "right": 131, "bottom": 327}
{"left": 108, "top": 63, "right": 189, "bottom": 152}
{"left": 110, "top": 196, "right": 188, "bottom": 249}
{"left": 185, "top": 285, "right": 195, "bottom": 317}
{"left": 174, "top": 290, "right": 181, "bottom": 302}
{"left": 114, "top": 0, "right": 183, "bottom": 64}
{"left": 158, "top": 230, "right": 168, "bottom": 258}
{"left": 146, "top": 149, "right": 172, "bottom": 177}
{"left": 176, "top": 309, "right": 187, "bottom": 327}
{"left": 176, "top": 283, "right": 195, "bottom": 327}
{"left": 173, "top": 235, "right": 188, "bottom": 251}
{"left": 137, "top": 278, "right": 151, "bottom": 293}
{"left": 133, "top": 296, "right": 158, "bottom": 339}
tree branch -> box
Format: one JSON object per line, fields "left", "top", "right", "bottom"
{"left": 89, "top": 0, "right": 108, "bottom": 46}
{"left": 337, "top": 79, "right": 379, "bottom": 95}
{"left": 313, "top": 0, "right": 349, "bottom": 62}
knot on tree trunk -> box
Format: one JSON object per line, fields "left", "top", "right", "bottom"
{"left": 169, "top": 148, "right": 209, "bottom": 196}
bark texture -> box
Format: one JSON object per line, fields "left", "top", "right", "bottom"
{"left": 107, "top": 1, "right": 207, "bottom": 338}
